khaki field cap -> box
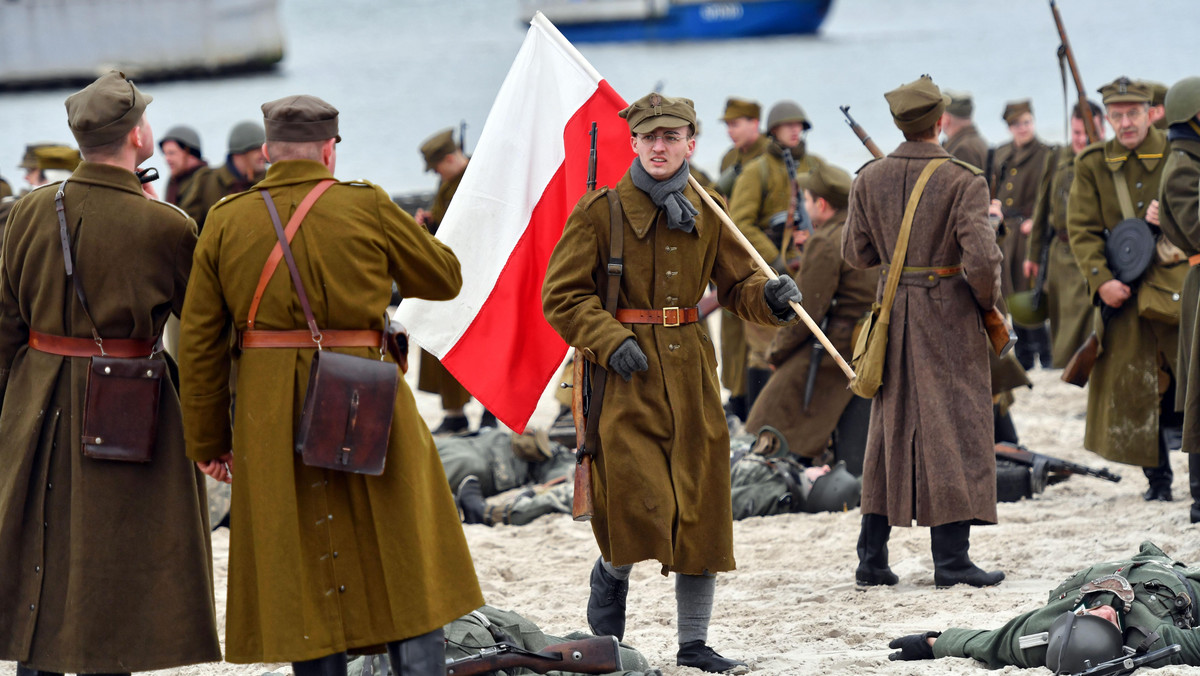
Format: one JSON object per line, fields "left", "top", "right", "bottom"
{"left": 34, "top": 146, "right": 82, "bottom": 172}
{"left": 619, "top": 93, "right": 697, "bottom": 134}
{"left": 721, "top": 97, "right": 761, "bottom": 122}
{"left": 945, "top": 90, "right": 973, "bottom": 118}
{"left": 1098, "top": 76, "right": 1151, "bottom": 105}
{"left": 261, "top": 95, "right": 341, "bottom": 143}
{"left": 420, "top": 128, "right": 457, "bottom": 172}
{"left": 20, "top": 143, "right": 55, "bottom": 170}
{"left": 64, "top": 70, "right": 153, "bottom": 147}
{"left": 1002, "top": 99, "right": 1032, "bottom": 124}
{"left": 796, "top": 163, "right": 852, "bottom": 209}
{"left": 885, "top": 75, "right": 950, "bottom": 134}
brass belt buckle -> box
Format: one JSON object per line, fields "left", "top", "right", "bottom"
{"left": 662, "top": 306, "right": 680, "bottom": 327}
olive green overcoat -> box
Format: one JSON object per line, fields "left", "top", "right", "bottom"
{"left": 943, "top": 124, "right": 988, "bottom": 172}
{"left": 1157, "top": 133, "right": 1200, "bottom": 452}
{"left": 728, "top": 143, "right": 825, "bottom": 264}
{"left": 744, "top": 212, "right": 878, "bottom": 458}
{"left": 417, "top": 164, "right": 471, "bottom": 409}
{"left": 179, "top": 159, "right": 257, "bottom": 231}
{"left": 1068, "top": 129, "right": 1178, "bottom": 467}
{"left": 1027, "top": 145, "right": 1093, "bottom": 366}
{"left": 0, "top": 162, "right": 220, "bottom": 672}
{"left": 542, "top": 170, "right": 787, "bottom": 575}
{"left": 178, "top": 160, "right": 483, "bottom": 663}
{"left": 993, "top": 138, "right": 1052, "bottom": 296}
{"left": 843, "top": 142, "right": 1003, "bottom": 527}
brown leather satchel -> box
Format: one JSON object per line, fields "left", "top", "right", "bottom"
{"left": 256, "top": 183, "right": 399, "bottom": 475}
{"left": 52, "top": 179, "right": 165, "bottom": 463}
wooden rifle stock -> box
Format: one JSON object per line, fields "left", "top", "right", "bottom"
{"left": 839, "top": 106, "right": 884, "bottom": 159}
{"left": 446, "top": 636, "right": 623, "bottom": 676}
{"left": 1061, "top": 331, "right": 1099, "bottom": 387}
{"left": 1049, "top": 1, "right": 1100, "bottom": 143}
{"left": 571, "top": 354, "right": 595, "bottom": 521}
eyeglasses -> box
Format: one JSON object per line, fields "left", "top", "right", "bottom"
{"left": 636, "top": 132, "right": 688, "bottom": 146}
{"left": 1106, "top": 108, "right": 1147, "bottom": 124}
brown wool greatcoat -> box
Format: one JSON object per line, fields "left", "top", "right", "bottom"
{"left": 943, "top": 124, "right": 988, "bottom": 172}
{"left": 842, "top": 141, "right": 1003, "bottom": 527}
{"left": 1068, "top": 129, "right": 1177, "bottom": 467}
{"left": 542, "top": 172, "right": 787, "bottom": 575}
{"left": 1156, "top": 134, "right": 1200, "bottom": 452}
{"left": 0, "top": 162, "right": 221, "bottom": 672}
{"left": 993, "top": 139, "right": 1052, "bottom": 296}
{"left": 1028, "top": 145, "right": 1093, "bottom": 367}
{"left": 417, "top": 164, "right": 471, "bottom": 409}
{"left": 178, "top": 160, "right": 483, "bottom": 663}
{"left": 745, "top": 212, "right": 878, "bottom": 458}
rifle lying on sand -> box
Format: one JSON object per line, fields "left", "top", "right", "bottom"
{"left": 1073, "top": 643, "right": 1180, "bottom": 676}
{"left": 996, "top": 442, "right": 1122, "bottom": 484}
{"left": 445, "top": 636, "right": 623, "bottom": 675}
{"left": 838, "top": 106, "right": 1015, "bottom": 357}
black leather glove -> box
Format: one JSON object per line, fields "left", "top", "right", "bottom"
{"left": 763, "top": 276, "right": 801, "bottom": 318}
{"left": 887, "top": 632, "right": 940, "bottom": 661}
{"left": 608, "top": 338, "right": 648, "bottom": 382}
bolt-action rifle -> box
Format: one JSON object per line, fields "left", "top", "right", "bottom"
{"left": 445, "top": 635, "right": 623, "bottom": 675}
{"left": 571, "top": 122, "right": 601, "bottom": 521}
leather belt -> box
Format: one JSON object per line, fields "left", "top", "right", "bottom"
{"left": 28, "top": 330, "right": 157, "bottom": 358}
{"left": 1190, "top": 254, "right": 1200, "bottom": 267}
{"left": 614, "top": 306, "right": 700, "bottom": 327}
{"left": 238, "top": 329, "right": 384, "bottom": 350}
{"left": 898, "top": 264, "right": 963, "bottom": 277}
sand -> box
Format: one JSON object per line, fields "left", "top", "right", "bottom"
{"left": 7, "top": 366, "right": 1200, "bottom": 676}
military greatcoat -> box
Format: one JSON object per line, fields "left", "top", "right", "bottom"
{"left": 542, "top": 171, "right": 787, "bottom": 575}
{"left": 179, "top": 158, "right": 256, "bottom": 231}
{"left": 178, "top": 159, "right": 483, "bottom": 663}
{"left": 1028, "top": 145, "right": 1093, "bottom": 366}
{"left": 0, "top": 162, "right": 221, "bottom": 672}
{"left": 745, "top": 211, "right": 878, "bottom": 458}
{"left": 1157, "top": 128, "right": 1200, "bottom": 452}
{"left": 993, "top": 138, "right": 1052, "bottom": 296}
{"left": 1068, "top": 128, "right": 1177, "bottom": 467}
{"left": 843, "top": 141, "right": 1003, "bottom": 527}
{"left": 417, "top": 163, "right": 472, "bottom": 410}
{"left": 943, "top": 124, "right": 988, "bottom": 172}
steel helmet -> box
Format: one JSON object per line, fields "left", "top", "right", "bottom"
{"left": 1164, "top": 77, "right": 1200, "bottom": 126}
{"left": 228, "top": 120, "right": 265, "bottom": 155}
{"left": 805, "top": 462, "right": 861, "bottom": 513}
{"left": 1044, "top": 611, "right": 1124, "bottom": 675}
{"left": 1007, "top": 290, "right": 1048, "bottom": 328}
{"left": 158, "top": 125, "right": 202, "bottom": 155}
{"left": 767, "top": 100, "right": 812, "bottom": 133}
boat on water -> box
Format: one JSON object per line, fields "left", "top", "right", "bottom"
{"left": 520, "top": 0, "right": 833, "bottom": 43}
{"left": 0, "top": 0, "right": 283, "bottom": 90}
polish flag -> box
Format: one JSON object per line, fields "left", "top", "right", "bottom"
{"left": 394, "top": 12, "right": 633, "bottom": 432}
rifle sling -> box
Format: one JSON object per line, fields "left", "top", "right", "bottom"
{"left": 581, "top": 190, "right": 625, "bottom": 459}
{"left": 878, "top": 158, "right": 949, "bottom": 329}
{"left": 1112, "top": 166, "right": 1137, "bottom": 221}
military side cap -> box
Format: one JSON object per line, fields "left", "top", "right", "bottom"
{"left": 64, "top": 71, "right": 153, "bottom": 147}
{"left": 796, "top": 163, "right": 851, "bottom": 209}
{"left": 619, "top": 93, "right": 697, "bottom": 134}
{"left": 945, "top": 90, "right": 973, "bottom": 118}
{"left": 1002, "top": 99, "right": 1033, "bottom": 124}
{"left": 884, "top": 75, "right": 949, "bottom": 135}
{"left": 1098, "top": 77, "right": 1151, "bottom": 105}
{"left": 419, "top": 128, "right": 457, "bottom": 172}
{"left": 721, "top": 97, "right": 761, "bottom": 122}
{"left": 34, "top": 146, "right": 81, "bottom": 172}
{"left": 261, "top": 95, "right": 340, "bottom": 144}
{"left": 1142, "top": 80, "right": 1169, "bottom": 107}
{"left": 160, "top": 125, "right": 202, "bottom": 154}
{"left": 20, "top": 142, "right": 56, "bottom": 170}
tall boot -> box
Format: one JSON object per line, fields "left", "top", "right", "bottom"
{"left": 744, "top": 367, "right": 772, "bottom": 415}
{"left": 1190, "top": 453, "right": 1200, "bottom": 524}
{"left": 1033, "top": 324, "right": 1053, "bottom": 368}
{"left": 387, "top": 628, "right": 445, "bottom": 676}
{"left": 993, "top": 404, "right": 1019, "bottom": 445}
{"left": 931, "top": 521, "right": 1004, "bottom": 588}
{"left": 292, "top": 652, "right": 348, "bottom": 676}
{"left": 16, "top": 667, "right": 63, "bottom": 676}
{"left": 1013, "top": 326, "right": 1036, "bottom": 370}
{"left": 855, "top": 513, "right": 898, "bottom": 586}
{"left": 1143, "top": 428, "right": 1174, "bottom": 502}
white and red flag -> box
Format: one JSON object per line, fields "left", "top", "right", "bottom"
{"left": 395, "top": 12, "right": 633, "bottom": 432}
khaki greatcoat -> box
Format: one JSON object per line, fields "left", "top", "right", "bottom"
{"left": 843, "top": 141, "right": 1003, "bottom": 527}
{"left": 179, "top": 158, "right": 257, "bottom": 231}
{"left": 1157, "top": 132, "right": 1200, "bottom": 452}
{"left": 993, "top": 138, "right": 1052, "bottom": 296}
{"left": 542, "top": 171, "right": 787, "bottom": 574}
{"left": 744, "top": 212, "right": 878, "bottom": 458}
{"left": 1068, "top": 129, "right": 1177, "bottom": 467}
{"left": 943, "top": 124, "right": 988, "bottom": 172}
{"left": 178, "top": 160, "right": 483, "bottom": 663}
{"left": 0, "top": 162, "right": 221, "bottom": 672}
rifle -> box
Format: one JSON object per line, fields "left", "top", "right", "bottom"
{"left": 803, "top": 315, "right": 828, "bottom": 412}
{"left": 1073, "top": 643, "right": 1180, "bottom": 676}
{"left": 1061, "top": 304, "right": 1119, "bottom": 387}
{"left": 571, "top": 123, "right": 602, "bottom": 521}
{"left": 445, "top": 636, "right": 623, "bottom": 676}
{"left": 1049, "top": 0, "right": 1100, "bottom": 144}
{"left": 839, "top": 107, "right": 1015, "bottom": 357}
{"left": 995, "top": 441, "right": 1122, "bottom": 484}
{"left": 778, "top": 147, "right": 813, "bottom": 272}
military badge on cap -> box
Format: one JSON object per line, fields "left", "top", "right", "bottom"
{"left": 619, "top": 93, "right": 697, "bottom": 134}
{"left": 1098, "top": 76, "right": 1151, "bottom": 105}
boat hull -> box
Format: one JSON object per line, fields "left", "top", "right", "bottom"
{"left": 544, "top": 0, "right": 833, "bottom": 43}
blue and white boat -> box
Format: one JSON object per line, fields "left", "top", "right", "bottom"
{"left": 521, "top": 0, "right": 833, "bottom": 43}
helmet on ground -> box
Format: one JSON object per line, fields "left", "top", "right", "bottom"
{"left": 1044, "top": 611, "right": 1124, "bottom": 675}
{"left": 805, "top": 462, "right": 861, "bottom": 513}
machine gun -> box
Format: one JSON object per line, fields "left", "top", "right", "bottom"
{"left": 1073, "top": 643, "right": 1180, "bottom": 676}
{"left": 995, "top": 442, "right": 1122, "bottom": 485}
{"left": 445, "top": 636, "right": 623, "bottom": 675}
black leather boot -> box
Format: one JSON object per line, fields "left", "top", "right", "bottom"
{"left": 993, "top": 404, "right": 1019, "bottom": 445}
{"left": 16, "top": 667, "right": 63, "bottom": 676}
{"left": 744, "top": 368, "right": 772, "bottom": 415}
{"left": 1143, "top": 430, "right": 1174, "bottom": 502}
{"left": 586, "top": 557, "right": 628, "bottom": 640}
{"left": 1013, "top": 326, "right": 1036, "bottom": 370}
{"left": 432, "top": 414, "right": 469, "bottom": 435}
{"left": 676, "top": 640, "right": 749, "bottom": 674}
{"left": 292, "top": 652, "right": 348, "bottom": 676}
{"left": 455, "top": 475, "right": 490, "bottom": 526}
{"left": 1032, "top": 324, "right": 1053, "bottom": 368}
{"left": 855, "top": 513, "right": 898, "bottom": 586}
{"left": 1190, "top": 452, "right": 1200, "bottom": 524}
{"left": 387, "top": 628, "right": 445, "bottom": 676}
{"left": 931, "top": 521, "right": 1004, "bottom": 588}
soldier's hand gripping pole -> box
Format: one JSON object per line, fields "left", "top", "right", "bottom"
{"left": 686, "top": 173, "right": 856, "bottom": 381}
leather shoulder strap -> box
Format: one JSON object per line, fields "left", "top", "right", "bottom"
{"left": 581, "top": 190, "right": 626, "bottom": 458}
{"left": 246, "top": 179, "right": 336, "bottom": 330}
{"left": 1112, "top": 166, "right": 1137, "bottom": 220}
{"left": 878, "top": 158, "right": 949, "bottom": 324}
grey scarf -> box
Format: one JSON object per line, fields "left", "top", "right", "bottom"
{"left": 629, "top": 158, "right": 699, "bottom": 233}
